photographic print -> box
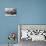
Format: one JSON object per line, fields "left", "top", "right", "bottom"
{"left": 18, "top": 25, "right": 46, "bottom": 46}
{"left": 5, "top": 8, "right": 16, "bottom": 16}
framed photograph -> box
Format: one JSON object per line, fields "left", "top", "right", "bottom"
{"left": 5, "top": 8, "right": 16, "bottom": 16}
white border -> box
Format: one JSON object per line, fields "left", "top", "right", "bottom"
{"left": 18, "top": 25, "right": 20, "bottom": 43}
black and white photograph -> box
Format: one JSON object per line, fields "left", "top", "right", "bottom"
{"left": 5, "top": 8, "right": 16, "bottom": 16}
{"left": 18, "top": 25, "right": 46, "bottom": 46}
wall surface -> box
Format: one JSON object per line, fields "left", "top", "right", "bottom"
{"left": 0, "top": 0, "right": 46, "bottom": 44}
